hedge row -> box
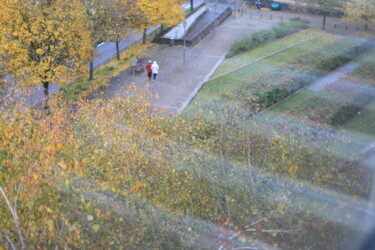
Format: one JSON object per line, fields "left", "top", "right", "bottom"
{"left": 290, "top": 37, "right": 372, "bottom": 73}
{"left": 226, "top": 18, "right": 310, "bottom": 58}
{"left": 287, "top": 82, "right": 373, "bottom": 126}
{"left": 349, "top": 62, "right": 375, "bottom": 86}
{"left": 237, "top": 37, "right": 370, "bottom": 109}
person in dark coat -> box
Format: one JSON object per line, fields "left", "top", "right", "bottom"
{"left": 256, "top": 1, "right": 261, "bottom": 14}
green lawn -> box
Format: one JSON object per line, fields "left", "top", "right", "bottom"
{"left": 341, "top": 99, "right": 375, "bottom": 142}
{"left": 266, "top": 45, "right": 375, "bottom": 141}
{"left": 269, "top": 90, "right": 314, "bottom": 112}
{"left": 212, "top": 29, "right": 328, "bottom": 77}
{"left": 355, "top": 47, "right": 375, "bottom": 63}
{"left": 338, "top": 48, "right": 375, "bottom": 141}
{"left": 185, "top": 32, "right": 339, "bottom": 116}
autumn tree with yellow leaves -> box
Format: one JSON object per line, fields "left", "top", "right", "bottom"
{"left": 0, "top": 0, "right": 93, "bottom": 106}
{"left": 106, "top": 0, "right": 144, "bottom": 60}
{"left": 345, "top": 0, "right": 375, "bottom": 30}
{"left": 80, "top": 0, "right": 112, "bottom": 80}
{"left": 138, "top": 0, "right": 185, "bottom": 43}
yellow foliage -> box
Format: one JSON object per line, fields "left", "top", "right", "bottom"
{"left": 138, "top": 0, "right": 185, "bottom": 27}
{"left": 0, "top": 0, "right": 93, "bottom": 89}
{"left": 345, "top": 0, "right": 375, "bottom": 30}
{"left": 92, "top": 224, "right": 100, "bottom": 232}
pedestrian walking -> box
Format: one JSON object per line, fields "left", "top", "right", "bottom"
{"left": 256, "top": 1, "right": 261, "bottom": 14}
{"left": 151, "top": 61, "right": 159, "bottom": 81}
{"left": 145, "top": 60, "right": 152, "bottom": 80}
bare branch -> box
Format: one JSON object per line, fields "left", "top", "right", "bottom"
{"left": 14, "top": 177, "right": 25, "bottom": 213}
{"left": 26, "top": 186, "right": 40, "bottom": 238}
{"left": 0, "top": 228, "right": 17, "bottom": 250}
{"left": 246, "top": 228, "right": 302, "bottom": 234}
{"left": 0, "top": 186, "right": 26, "bottom": 249}
{"left": 233, "top": 247, "right": 260, "bottom": 250}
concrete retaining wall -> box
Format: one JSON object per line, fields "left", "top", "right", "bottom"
{"left": 154, "top": 7, "right": 233, "bottom": 47}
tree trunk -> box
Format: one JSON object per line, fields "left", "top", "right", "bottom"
{"left": 142, "top": 28, "right": 147, "bottom": 44}
{"left": 365, "top": 23, "right": 368, "bottom": 31}
{"left": 43, "top": 81, "right": 49, "bottom": 109}
{"left": 160, "top": 24, "right": 164, "bottom": 35}
{"left": 322, "top": 13, "right": 326, "bottom": 30}
{"left": 89, "top": 60, "right": 94, "bottom": 81}
{"left": 116, "top": 40, "right": 120, "bottom": 61}
{"left": 190, "top": 0, "right": 193, "bottom": 11}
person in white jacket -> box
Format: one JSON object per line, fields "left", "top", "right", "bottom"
{"left": 151, "top": 61, "right": 159, "bottom": 81}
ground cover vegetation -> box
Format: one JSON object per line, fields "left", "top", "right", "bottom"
{"left": 226, "top": 18, "right": 310, "bottom": 58}
{"left": 334, "top": 48, "right": 375, "bottom": 140}
{"left": 285, "top": 81, "right": 373, "bottom": 125}
{"left": 177, "top": 31, "right": 372, "bottom": 249}
{"left": 270, "top": 47, "right": 375, "bottom": 128}
{"left": 213, "top": 28, "right": 325, "bottom": 77}
{"left": 188, "top": 31, "right": 370, "bottom": 120}
{"left": 0, "top": 86, "right": 369, "bottom": 249}
{"left": 341, "top": 99, "right": 375, "bottom": 142}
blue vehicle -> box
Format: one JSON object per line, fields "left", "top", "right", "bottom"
{"left": 271, "top": 2, "right": 281, "bottom": 11}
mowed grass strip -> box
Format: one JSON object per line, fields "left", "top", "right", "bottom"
{"left": 212, "top": 28, "right": 326, "bottom": 77}
{"left": 341, "top": 99, "right": 375, "bottom": 142}
{"left": 185, "top": 32, "right": 340, "bottom": 113}
{"left": 340, "top": 48, "right": 375, "bottom": 140}
{"left": 269, "top": 90, "right": 315, "bottom": 113}
{"left": 346, "top": 47, "right": 375, "bottom": 86}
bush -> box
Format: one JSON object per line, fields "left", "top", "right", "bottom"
{"left": 239, "top": 70, "right": 315, "bottom": 109}
{"left": 226, "top": 38, "right": 254, "bottom": 57}
{"left": 235, "top": 37, "right": 370, "bottom": 110}
{"left": 287, "top": 82, "right": 373, "bottom": 125}
{"left": 226, "top": 18, "right": 310, "bottom": 58}
{"left": 350, "top": 62, "right": 375, "bottom": 85}
{"left": 292, "top": 37, "right": 369, "bottom": 73}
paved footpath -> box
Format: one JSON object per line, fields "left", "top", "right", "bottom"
{"left": 99, "top": 6, "right": 367, "bottom": 114}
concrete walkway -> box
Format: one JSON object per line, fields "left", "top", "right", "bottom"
{"left": 309, "top": 62, "right": 361, "bottom": 91}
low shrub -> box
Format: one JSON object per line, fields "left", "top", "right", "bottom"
{"left": 292, "top": 37, "right": 370, "bottom": 73}
{"left": 237, "top": 69, "right": 316, "bottom": 109}
{"left": 227, "top": 38, "right": 254, "bottom": 57}
{"left": 287, "top": 82, "right": 373, "bottom": 125}
{"left": 226, "top": 18, "right": 310, "bottom": 58}
{"left": 234, "top": 37, "right": 370, "bottom": 110}
{"left": 349, "top": 62, "right": 375, "bottom": 85}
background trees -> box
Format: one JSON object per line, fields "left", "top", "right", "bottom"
{"left": 107, "top": 0, "right": 144, "bottom": 61}
{"left": 0, "top": 0, "right": 93, "bottom": 105}
{"left": 80, "top": 0, "right": 112, "bottom": 80}
{"left": 302, "top": 0, "right": 342, "bottom": 29}
{"left": 345, "top": 0, "right": 375, "bottom": 30}
{"left": 138, "top": 0, "right": 185, "bottom": 43}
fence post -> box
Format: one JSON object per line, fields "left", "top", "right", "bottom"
{"left": 346, "top": 24, "right": 348, "bottom": 30}
{"left": 334, "top": 23, "right": 337, "bottom": 29}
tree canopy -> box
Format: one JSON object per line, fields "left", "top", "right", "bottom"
{"left": 0, "top": 0, "right": 93, "bottom": 100}
{"left": 345, "top": 0, "right": 375, "bottom": 30}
